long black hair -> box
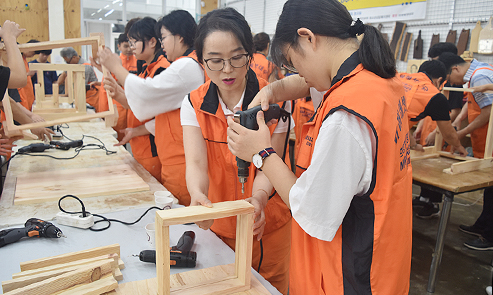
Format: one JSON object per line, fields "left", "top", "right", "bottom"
{"left": 271, "top": 0, "right": 395, "bottom": 79}
{"left": 127, "top": 17, "right": 161, "bottom": 54}
{"left": 156, "top": 10, "right": 196, "bottom": 49}
{"left": 194, "top": 7, "right": 254, "bottom": 63}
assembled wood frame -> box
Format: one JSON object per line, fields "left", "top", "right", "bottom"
{"left": 0, "top": 34, "right": 117, "bottom": 138}
{"left": 411, "top": 87, "right": 493, "bottom": 174}
{"left": 155, "top": 200, "right": 254, "bottom": 295}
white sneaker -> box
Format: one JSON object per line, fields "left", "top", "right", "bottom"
{"left": 486, "top": 286, "right": 492, "bottom": 295}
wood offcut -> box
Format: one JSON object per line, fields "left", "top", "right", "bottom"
{"left": 457, "top": 29, "right": 470, "bottom": 55}
{"left": 413, "top": 30, "right": 423, "bottom": 59}
{"left": 400, "top": 32, "right": 413, "bottom": 62}
{"left": 389, "top": 22, "right": 406, "bottom": 59}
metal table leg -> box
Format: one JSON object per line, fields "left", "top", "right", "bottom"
{"left": 427, "top": 191, "right": 454, "bottom": 293}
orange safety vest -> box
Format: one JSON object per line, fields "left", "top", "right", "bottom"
{"left": 292, "top": 64, "right": 412, "bottom": 294}
{"left": 250, "top": 53, "right": 284, "bottom": 82}
{"left": 152, "top": 49, "right": 205, "bottom": 206}
{"left": 120, "top": 53, "right": 137, "bottom": 73}
{"left": 292, "top": 97, "right": 314, "bottom": 155}
{"left": 467, "top": 66, "right": 493, "bottom": 158}
{"left": 188, "top": 68, "right": 291, "bottom": 239}
{"left": 98, "top": 73, "right": 128, "bottom": 142}
{"left": 128, "top": 54, "right": 170, "bottom": 182}
{"left": 398, "top": 72, "right": 441, "bottom": 129}
{"left": 18, "top": 56, "right": 34, "bottom": 110}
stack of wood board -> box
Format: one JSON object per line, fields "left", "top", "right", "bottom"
{"left": 1, "top": 244, "right": 124, "bottom": 295}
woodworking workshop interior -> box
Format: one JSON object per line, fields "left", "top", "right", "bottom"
{"left": 1, "top": 0, "right": 493, "bottom": 294}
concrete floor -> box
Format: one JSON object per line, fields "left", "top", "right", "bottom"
{"left": 410, "top": 185, "right": 492, "bottom": 295}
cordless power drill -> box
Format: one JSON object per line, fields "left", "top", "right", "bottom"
{"left": 17, "top": 140, "right": 83, "bottom": 154}
{"left": 138, "top": 231, "right": 196, "bottom": 267}
{"left": 233, "top": 104, "right": 289, "bottom": 193}
{"left": 0, "top": 218, "right": 66, "bottom": 247}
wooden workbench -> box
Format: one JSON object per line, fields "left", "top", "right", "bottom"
{"left": 0, "top": 121, "right": 168, "bottom": 228}
{"left": 412, "top": 156, "right": 493, "bottom": 293}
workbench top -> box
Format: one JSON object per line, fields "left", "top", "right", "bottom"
{"left": 0, "top": 121, "right": 165, "bottom": 228}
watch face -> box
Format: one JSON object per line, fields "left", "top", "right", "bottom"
{"left": 252, "top": 153, "right": 263, "bottom": 169}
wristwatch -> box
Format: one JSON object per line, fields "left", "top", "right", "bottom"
{"left": 252, "top": 147, "right": 276, "bottom": 169}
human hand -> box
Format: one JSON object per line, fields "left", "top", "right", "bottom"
{"left": 0, "top": 20, "right": 26, "bottom": 40}
{"left": 451, "top": 144, "right": 468, "bottom": 157}
{"left": 412, "top": 143, "right": 424, "bottom": 152}
{"left": 114, "top": 128, "right": 137, "bottom": 146}
{"left": 103, "top": 75, "right": 119, "bottom": 97}
{"left": 190, "top": 193, "right": 214, "bottom": 230}
{"left": 89, "top": 56, "right": 103, "bottom": 73}
{"left": 227, "top": 111, "right": 272, "bottom": 162}
{"left": 0, "top": 133, "right": 17, "bottom": 156}
{"left": 97, "top": 47, "right": 121, "bottom": 73}
{"left": 425, "top": 131, "right": 436, "bottom": 146}
{"left": 30, "top": 127, "right": 54, "bottom": 141}
{"left": 247, "top": 86, "right": 274, "bottom": 111}
{"left": 245, "top": 195, "right": 266, "bottom": 240}
{"left": 471, "top": 84, "right": 493, "bottom": 93}
{"left": 89, "top": 81, "right": 101, "bottom": 89}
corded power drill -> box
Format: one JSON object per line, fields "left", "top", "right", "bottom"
{"left": 233, "top": 104, "right": 289, "bottom": 193}
{"left": 0, "top": 218, "right": 66, "bottom": 247}
{"left": 138, "top": 231, "right": 196, "bottom": 267}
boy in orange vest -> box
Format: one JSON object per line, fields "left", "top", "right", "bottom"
{"left": 439, "top": 52, "right": 493, "bottom": 250}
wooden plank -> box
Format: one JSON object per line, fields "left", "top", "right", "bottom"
{"left": 66, "top": 70, "right": 74, "bottom": 103}
{"left": 478, "top": 17, "right": 493, "bottom": 54}
{"left": 20, "top": 244, "right": 120, "bottom": 271}
{"left": 157, "top": 200, "right": 254, "bottom": 227}
{"left": 442, "top": 86, "right": 493, "bottom": 94}
{"left": 445, "top": 30, "right": 457, "bottom": 44}
{"left": 413, "top": 30, "right": 423, "bottom": 59}
{"left": 406, "top": 59, "right": 427, "bottom": 74}
{"left": 2, "top": 259, "right": 116, "bottom": 293}
{"left": 52, "top": 84, "right": 59, "bottom": 105}
{"left": 29, "top": 63, "right": 86, "bottom": 72}
{"left": 430, "top": 34, "right": 440, "bottom": 50}
{"left": 235, "top": 213, "right": 253, "bottom": 289}
{"left": 0, "top": 37, "right": 100, "bottom": 53}
{"left": 457, "top": 29, "right": 470, "bottom": 55}
{"left": 156, "top": 218, "right": 170, "bottom": 295}
{"left": 483, "top": 95, "right": 493, "bottom": 159}
{"left": 470, "top": 21, "right": 483, "bottom": 53}
{"left": 56, "top": 275, "right": 118, "bottom": 295}
{"left": 3, "top": 260, "right": 114, "bottom": 295}
{"left": 448, "top": 158, "right": 493, "bottom": 174}
{"left": 15, "top": 164, "right": 150, "bottom": 205}
{"left": 170, "top": 277, "right": 247, "bottom": 295}
{"left": 64, "top": 0, "right": 82, "bottom": 55}
{"left": 111, "top": 264, "right": 271, "bottom": 295}
{"left": 118, "top": 259, "right": 125, "bottom": 270}
{"left": 400, "top": 33, "right": 413, "bottom": 62}
{"left": 74, "top": 70, "right": 86, "bottom": 112}
{"left": 389, "top": 22, "right": 406, "bottom": 59}
{"left": 12, "top": 254, "right": 119, "bottom": 279}
{"left": 114, "top": 268, "right": 123, "bottom": 281}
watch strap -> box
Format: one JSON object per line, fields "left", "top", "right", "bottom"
{"left": 259, "top": 147, "right": 276, "bottom": 159}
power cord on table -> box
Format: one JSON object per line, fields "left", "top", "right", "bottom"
{"left": 58, "top": 195, "right": 161, "bottom": 231}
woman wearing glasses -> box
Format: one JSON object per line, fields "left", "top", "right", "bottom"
{"left": 97, "top": 10, "right": 205, "bottom": 206}
{"left": 227, "top": 0, "right": 412, "bottom": 294}
{"left": 181, "top": 8, "right": 291, "bottom": 294}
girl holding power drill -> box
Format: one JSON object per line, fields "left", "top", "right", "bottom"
{"left": 181, "top": 8, "right": 292, "bottom": 294}
{"left": 227, "top": 0, "right": 413, "bottom": 294}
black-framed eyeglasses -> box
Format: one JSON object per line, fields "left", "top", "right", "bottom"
{"left": 158, "top": 34, "right": 172, "bottom": 43}
{"left": 64, "top": 56, "right": 75, "bottom": 64}
{"left": 203, "top": 54, "right": 250, "bottom": 71}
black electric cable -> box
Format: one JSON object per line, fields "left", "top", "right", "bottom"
{"left": 58, "top": 194, "right": 161, "bottom": 231}
{"left": 257, "top": 239, "right": 264, "bottom": 273}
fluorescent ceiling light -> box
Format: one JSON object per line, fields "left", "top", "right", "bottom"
{"left": 97, "top": 9, "right": 102, "bottom": 13}
{"left": 104, "top": 5, "right": 110, "bottom": 8}
{"left": 112, "top": 0, "right": 121, "bottom": 4}
{"left": 104, "top": 9, "right": 115, "bottom": 17}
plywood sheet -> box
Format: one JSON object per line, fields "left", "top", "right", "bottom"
{"left": 14, "top": 164, "right": 149, "bottom": 205}
{"left": 110, "top": 264, "right": 270, "bottom": 295}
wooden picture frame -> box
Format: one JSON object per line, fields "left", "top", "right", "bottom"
{"left": 155, "top": 200, "right": 254, "bottom": 295}
{"left": 411, "top": 87, "right": 493, "bottom": 174}
{"left": 0, "top": 34, "right": 117, "bottom": 138}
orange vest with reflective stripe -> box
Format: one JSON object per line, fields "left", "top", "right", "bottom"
{"left": 292, "top": 65, "right": 412, "bottom": 294}
{"left": 188, "top": 69, "right": 291, "bottom": 239}
{"left": 398, "top": 72, "right": 441, "bottom": 129}
{"left": 250, "top": 53, "right": 284, "bottom": 82}
{"left": 467, "top": 66, "right": 493, "bottom": 158}
{"left": 128, "top": 54, "right": 170, "bottom": 159}
{"left": 18, "top": 56, "right": 34, "bottom": 110}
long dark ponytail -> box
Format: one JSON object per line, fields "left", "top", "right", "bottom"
{"left": 271, "top": 0, "right": 396, "bottom": 79}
